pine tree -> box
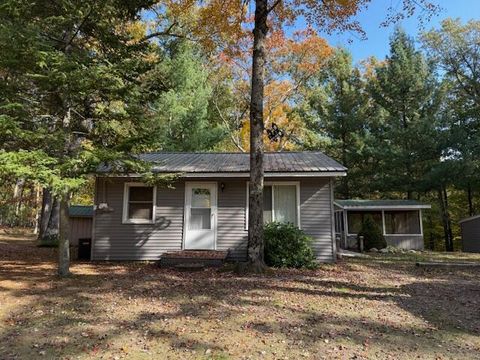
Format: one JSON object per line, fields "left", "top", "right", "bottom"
{"left": 308, "top": 49, "right": 370, "bottom": 198}
{"left": 368, "top": 28, "right": 442, "bottom": 199}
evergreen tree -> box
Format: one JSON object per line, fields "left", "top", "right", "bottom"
{"left": 368, "top": 28, "right": 442, "bottom": 199}
{"left": 308, "top": 49, "right": 370, "bottom": 198}
{"left": 0, "top": 0, "right": 161, "bottom": 275}
{"left": 146, "top": 41, "right": 227, "bottom": 152}
{"left": 422, "top": 19, "right": 480, "bottom": 216}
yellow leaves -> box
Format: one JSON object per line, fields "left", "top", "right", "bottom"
{"left": 124, "top": 21, "right": 148, "bottom": 43}
{"left": 164, "top": 0, "right": 248, "bottom": 54}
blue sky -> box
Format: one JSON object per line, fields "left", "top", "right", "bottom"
{"left": 320, "top": 0, "right": 480, "bottom": 64}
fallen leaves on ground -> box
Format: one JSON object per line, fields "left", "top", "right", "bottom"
{"left": 0, "top": 232, "right": 479, "bottom": 359}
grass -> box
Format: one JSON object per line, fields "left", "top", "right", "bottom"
{"left": 1, "top": 231, "right": 480, "bottom": 359}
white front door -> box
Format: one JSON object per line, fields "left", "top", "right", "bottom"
{"left": 184, "top": 182, "right": 217, "bottom": 250}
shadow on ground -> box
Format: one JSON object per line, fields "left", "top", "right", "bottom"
{"left": 1, "top": 235, "right": 479, "bottom": 359}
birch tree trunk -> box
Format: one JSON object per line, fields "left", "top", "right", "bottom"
{"left": 33, "top": 186, "right": 41, "bottom": 234}
{"left": 247, "top": 0, "right": 268, "bottom": 272}
{"left": 13, "top": 178, "right": 25, "bottom": 218}
{"left": 58, "top": 194, "right": 71, "bottom": 277}
{"left": 38, "top": 188, "right": 60, "bottom": 244}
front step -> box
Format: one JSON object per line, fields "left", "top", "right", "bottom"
{"left": 160, "top": 250, "right": 228, "bottom": 268}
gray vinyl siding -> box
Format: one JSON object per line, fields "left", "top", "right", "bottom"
{"left": 216, "top": 179, "right": 248, "bottom": 260}
{"left": 384, "top": 235, "right": 423, "bottom": 250}
{"left": 299, "top": 178, "right": 335, "bottom": 262}
{"left": 461, "top": 218, "right": 480, "bottom": 253}
{"left": 346, "top": 234, "right": 424, "bottom": 250}
{"left": 92, "top": 177, "right": 336, "bottom": 262}
{"left": 93, "top": 178, "right": 185, "bottom": 260}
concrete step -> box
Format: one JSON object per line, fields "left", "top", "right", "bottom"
{"left": 160, "top": 250, "right": 228, "bottom": 268}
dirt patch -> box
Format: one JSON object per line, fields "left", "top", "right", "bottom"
{"left": 1, "top": 233, "right": 479, "bottom": 359}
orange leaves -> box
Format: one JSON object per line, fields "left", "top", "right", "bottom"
{"left": 267, "top": 28, "right": 332, "bottom": 78}
{"left": 164, "top": 0, "right": 248, "bottom": 54}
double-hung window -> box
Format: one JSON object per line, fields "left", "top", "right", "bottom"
{"left": 122, "top": 183, "right": 156, "bottom": 224}
{"left": 247, "top": 182, "right": 300, "bottom": 228}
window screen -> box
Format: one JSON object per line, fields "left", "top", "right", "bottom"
{"left": 347, "top": 211, "right": 382, "bottom": 234}
{"left": 385, "top": 211, "right": 421, "bottom": 234}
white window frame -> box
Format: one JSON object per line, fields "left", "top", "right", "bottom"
{"left": 122, "top": 182, "right": 157, "bottom": 224}
{"left": 245, "top": 181, "right": 301, "bottom": 230}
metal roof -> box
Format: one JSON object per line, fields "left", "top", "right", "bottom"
{"left": 459, "top": 214, "right": 480, "bottom": 224}
{"left": 99, "top": 151, "right": 347, "bottom": 174}
{"left": 335, "top": 199, "right": 431, "bottom": 210}
{"left": 69, "top": 205, "right": 94, "bottom": 218}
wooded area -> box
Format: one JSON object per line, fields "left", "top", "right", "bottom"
{"left": 0, "top": 1, "right": 478, "bottom": 274}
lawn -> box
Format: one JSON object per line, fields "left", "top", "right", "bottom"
{"left": 1, "top": 231, "right": 480, "bottom": 359}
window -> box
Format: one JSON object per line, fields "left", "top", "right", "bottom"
{"left": 123, "top": 183, "right": 156, "bottom": 224}
{"left": 385, "top": 210, "right": 421, "bottom": 234}
{"left": 347, "top": 211, "right": 382, "bottom": 234}
{"left": 189, "top": 188, "right": 212, "bottom": 230}
{"left": 246, "top": 182, "right": 300, "bottom": 228}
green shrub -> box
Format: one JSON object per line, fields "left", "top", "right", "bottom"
{"left": 357, "top": 215, "right": 386, "bottom": 250}
{"left": 37, "top": 235, "right": 59, "bottom": 248}
{"left": 264, "top": 222, "right": 317, "bottom": 269}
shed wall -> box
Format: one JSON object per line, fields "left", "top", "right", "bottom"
{"left": 69, "top": 217, "right": 92, "bottom": 247}
{"left": 461, "top": 218, "right": 480, "bottom": 253}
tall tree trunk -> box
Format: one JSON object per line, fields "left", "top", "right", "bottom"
{"left": 467, "top": 184, "right": 474, "bottom": 217}
{"left": 33, "top": 186, "right": 41, "bottom": 234}
{"left": 438, "top": 186, "right": 454, "bottom": 252}
{"left": 341, "top": 132, "right": 349, "bottom": 198}
{"left": 38, "top": 188, "right": 60, "bottom": 244}
{"left": 247, "top": 0, "right": 268, "bottom": 272}
{"left": 428, "top": 212, "right": 435, "bottom": 250}
{"left": 58, "top": 194, "right": 71, "bottom": 277}
{"left": 13, "top": 178, "right": 25, "bottom": 220}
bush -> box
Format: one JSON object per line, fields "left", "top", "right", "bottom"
{"left": 264, "top": 222, "right": 317, "bottom": 269}
{"left": 357, "top": 215, "right": 386, "bottom": 250}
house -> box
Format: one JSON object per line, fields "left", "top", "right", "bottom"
{"left": 334, "top": 200, "right": 431, "bottom": 250}
{"left": 459, "top": 215, "right": 480, "bottom": 252}
{"left": 90, "top": 151, "right": 347, "bottom": 262}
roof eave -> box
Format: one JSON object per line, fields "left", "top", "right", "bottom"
{"left": 334, "top": 203, "right": 431, "bottom": 210}
{"left": 459, "top": 214, "right": 480, "bottom": 224}
{"left": 96, "top": 170, "right": 347, "bottom": 178}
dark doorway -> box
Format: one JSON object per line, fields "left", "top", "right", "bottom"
{"left": 78, "top": 238, "right": 91, "bottom": 260}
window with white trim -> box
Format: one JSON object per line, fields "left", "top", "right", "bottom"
{"left": 123, "top": 183, "right": 156, "bottom": 224}
{"left": 246, "top": 182, "right": 300, "bottom": 228}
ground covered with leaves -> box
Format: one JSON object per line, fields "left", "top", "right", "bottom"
{"left": 1, "top": 231, "right": 480, "bottom": 359}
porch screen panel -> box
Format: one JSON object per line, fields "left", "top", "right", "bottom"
{"left": 273, "top": 185, "right": 297, "bottom": 225}
{"left": 347, "top": 211, "right": 382, "bottom": 234}
{"left": 385, "top": 210, "right": 420, "bottom": 234}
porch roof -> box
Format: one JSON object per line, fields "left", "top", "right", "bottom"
{"left": 334, "top": 199, "right": 431, "bottom": 210}
{"left": 69, "top": 205, "right": 94, "bottom": 218}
